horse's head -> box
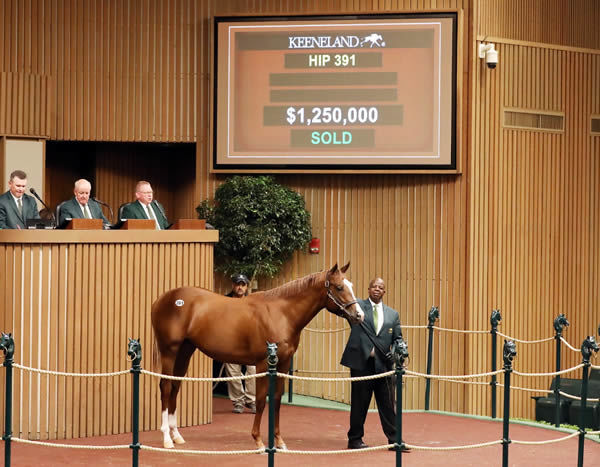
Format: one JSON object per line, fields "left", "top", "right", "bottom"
{"left": 324, "top": 263, "right": 364, "bottom": 325}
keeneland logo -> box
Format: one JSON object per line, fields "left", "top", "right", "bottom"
{"left": 288, "top": 33, "right": 386, "bottom": 49}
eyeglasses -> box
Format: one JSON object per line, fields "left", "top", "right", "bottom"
{"left": 137, "top": 191, "right": 153, "bottom": 194}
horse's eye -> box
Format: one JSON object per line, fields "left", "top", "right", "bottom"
{"left": 336, "top": 285, "right": 344, "bottom": 291}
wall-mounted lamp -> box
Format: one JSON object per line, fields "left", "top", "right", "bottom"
{"left": 309, "top": 238, "right": 320, "bottom": 254}
{"left": 478, "top": 43, "right": 498, "bottom": 69}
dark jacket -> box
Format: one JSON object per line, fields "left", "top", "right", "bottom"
{"left": 0, "top": 191, "right": 40, "bottom": 229}
{"left": 340, "top": 298, "right": 402, "bottom": 373}
{"left": 121, "top": 200, "right": 169, "bottom": 229}
{"left": 58, "top": 197, "right": 109, "bottom": 226}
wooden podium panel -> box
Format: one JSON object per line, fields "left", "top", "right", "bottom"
{"left": 120, "top": 219, "right": 156, "bottom": 230}
{"left": 0, "top": 229, "right": 218, "bottom": 440}
{"left": 65, "top": 218, "right": 103, "bottom": 230}
{"left": 170, "top": 219, "right": 206, "bottom": 230}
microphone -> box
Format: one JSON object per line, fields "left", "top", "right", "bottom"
{"left": 152, "top": 200, "right": 170, "bottom": 228}
{"left": 92, "top": 197, "right": 114, "bottom": 224}
{"left": 29, "top": 188, "right": 56, "bottom": 224}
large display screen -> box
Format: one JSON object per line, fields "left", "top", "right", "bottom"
{"left": 212, "top": 14, "right": 457, "bottom": 172}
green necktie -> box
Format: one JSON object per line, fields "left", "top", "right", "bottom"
{"left": 17, "top": 198, "right": 23, "bottom": 217}
{"left": 373, "top": 303, "right": 378, "bottom": 331}
{"left": 84, "top": 205, "right": 92, "bottom": 219}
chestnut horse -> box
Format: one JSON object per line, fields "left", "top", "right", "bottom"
{"left": 151, "top": 263, "right": 364, "bottom": 450}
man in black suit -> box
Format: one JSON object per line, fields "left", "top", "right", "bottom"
{"left": 120, "top": 180, "right": 169, "bottom": 229}
{"left": 0, "top": 170, "right": 40, "bottom": 229}
{"left": 341, "top": 277, "right": 407, "bottom": 451}
{"left": 58, "top": 179, "right": 110, "bottom": 227}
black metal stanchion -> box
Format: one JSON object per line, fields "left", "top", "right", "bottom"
{"left": 501, "top": 339, "right": 516, "bottom": 467}
{"left": 266, "top": 342, "right": 278, "bottom": 467}
{"left": 424, "top": 306, "right": 439, "bottom": 411}
{"left": 577, "top": 336, "right": 598, "bottom": 467}
{"left": 0, "top": 333, "right": 15, "bottom": 467}
{"left": 553, "top": 314, "right": 569, "bottom": 427}
{"left": 127, "top": 338, "right": 142, "bottom": 467}
{"left": 392, "top": 336, "right": 409, "bottom": 467}
{"left": 490, "top": 310, "right": 501, "bottom": 419}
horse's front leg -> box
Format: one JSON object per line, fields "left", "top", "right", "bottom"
{"left": 251, "top": 368, "right": 268, "bottom": 451}
{"left": 272, "top": 373, "right": 287, "bottom": 450}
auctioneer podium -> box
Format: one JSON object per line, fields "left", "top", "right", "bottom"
{"left": 0, "top": 226, "right": 218, "bottom": 440}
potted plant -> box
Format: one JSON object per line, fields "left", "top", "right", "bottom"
{"left": 196, "top": 176, "right": 312, "bottom": 284}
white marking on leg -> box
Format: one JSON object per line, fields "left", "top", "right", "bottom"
{"left": 161, "top": 409, "right": 174, "bottom": 448}
{"left": 169, "top": 411, "right": 185, "bottom": 444}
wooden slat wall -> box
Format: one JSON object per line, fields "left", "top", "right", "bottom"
{"left": 477, "top": 0, "right": 600, "bottom": 49}
{"left": 468, "top": 37, "right": 600, "bottom": 420}
{"left": 0, "top": 0, "right": 199, "bottom": 142}
{"left": 0, "top": 72, "right": 53, "bottom": 137}
{"left": 0, "top": 237, "right": 214, "bottom": 439}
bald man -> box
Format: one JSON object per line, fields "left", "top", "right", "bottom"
{"left": 58, "top": 179, "right": 109, "bottom": 227}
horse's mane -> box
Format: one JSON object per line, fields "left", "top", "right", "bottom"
{"left": 261, "top": 270, "right": 325, "bottom": 299}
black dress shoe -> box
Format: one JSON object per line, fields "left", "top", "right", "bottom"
{"left": 348, "top": 440, "right": 369, "bottom": 449}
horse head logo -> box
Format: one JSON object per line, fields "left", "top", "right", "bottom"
{"left": 127, "top": 338, "right": 142, "bottom": 364}
{"left": 0, "top": 332, "right": 14, "bottom": 358}
{"left": 360, "top": 33, "right": 385, "bottom": 47}
{"left": 581, "top": 336, "right": 599, "bottom": 362}
{"left": 503, "top": 339, "right": 517, "bottom": 366}
{"left": 553, "top": 313, "right": 569, "bottom": 333}
{"left": 490, "top": 309, "right": 502, "bottom": 328}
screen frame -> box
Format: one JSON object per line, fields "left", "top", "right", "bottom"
{"left": 211, "top": 13, "right": 459, "bottom": 174}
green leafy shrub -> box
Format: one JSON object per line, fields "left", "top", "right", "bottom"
{"left": 196, "top": 176, "right": 312, "bottom": 280}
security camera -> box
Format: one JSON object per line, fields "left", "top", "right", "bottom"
{"left": 478, "top": 43, "right": 498, "bottom": 69}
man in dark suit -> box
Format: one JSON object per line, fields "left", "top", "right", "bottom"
{"left": 341, "top": 277, "right": 407, "bottom": 451}
{"left": 58, "top": 179, "right": 110, "bottom": 227}
{"left": 120, "top": 180, "right": 169, "bottom": 229}
{"left": 0, "top": 170, "right": 40, "bottom": 229}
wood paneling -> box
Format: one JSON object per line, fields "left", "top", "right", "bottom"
{"left": 468, "top": 40, "right": 600, "bottom": 419}
{"left": 0, "top": 230, "right": 216, "bottom": 440}
{"left": 0, "top": 0, "right": 200, "bottom": 142}
{"left": 477, "top": 0, "right": 600, "bottom": 49}
{"left": 0, "top": 72, "right": 53, "bottom": 137}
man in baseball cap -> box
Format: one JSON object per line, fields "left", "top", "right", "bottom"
{"left": 230, "top": 273, "right": 250, "bottom": 287}
{"left": 224, "top": 273, "right": 256, "bottom": 413}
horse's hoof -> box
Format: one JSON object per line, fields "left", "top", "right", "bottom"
{"left": 256, "top": 446, "right": 266, "bottom": 454}
{"left": 172, "top": 436, "right": 185, "bottom": 445}
{"left": 276, "top": 444, "right": 288, "bottom": 451}
{"left": 163, "top": 439, "right": 174, "bottom": 449}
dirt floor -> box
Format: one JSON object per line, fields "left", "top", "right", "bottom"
{"left": 3, "top": 397, "right": 600, "bottom": 466}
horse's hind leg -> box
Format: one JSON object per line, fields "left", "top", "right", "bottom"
{"left": 159, "top": 354, "right": 177, "bottom": 449}
{"left": 166, "top": 340, "right": 196, "bottom": 446}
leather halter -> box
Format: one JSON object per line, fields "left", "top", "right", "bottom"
{"left": 324, "top": 276, "right": 358, "bottom": 317}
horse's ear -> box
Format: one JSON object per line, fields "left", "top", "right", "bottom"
{"left": 340, "top": 262, "right": 350, "bottom": 273}
{"left": 328, "top": 263, "right": 339, "bottom": 274}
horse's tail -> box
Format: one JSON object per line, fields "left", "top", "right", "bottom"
{"left": 152, "top": 331, "right": 162, "bottom": 373}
